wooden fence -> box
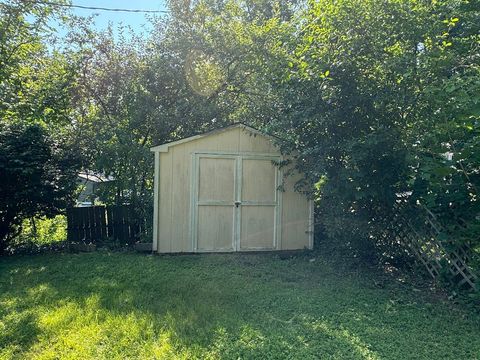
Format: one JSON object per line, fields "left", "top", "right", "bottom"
{"left": 66, "top": 205, "right": 144, "bottom": 244}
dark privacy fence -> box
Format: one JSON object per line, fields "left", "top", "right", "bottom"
{"left": 66, "top": 205, "right": 145, "bottom": 244}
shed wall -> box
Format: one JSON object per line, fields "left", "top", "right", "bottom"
{"left": 156, "top": 127, "right": 311, "bottom": 252}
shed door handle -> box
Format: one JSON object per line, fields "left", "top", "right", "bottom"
{"left": 234, "top": 201, "right": 241, "bottom": 208}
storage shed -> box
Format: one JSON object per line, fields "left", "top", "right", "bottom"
{"left": 151, "top": 123, "right": 313, "bottom": 253}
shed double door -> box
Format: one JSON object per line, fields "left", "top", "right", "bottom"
{"left": 193, "top": 153, "right": 280, "bottom": 252}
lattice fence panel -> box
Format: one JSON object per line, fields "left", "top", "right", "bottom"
{"left": 389, "top": 202, "right": 477, "bottom": 291}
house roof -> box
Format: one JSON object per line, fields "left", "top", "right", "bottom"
{"left": 77, "top": 171, "right": 115, "bottom": 183}
{"left": 150, "top": 122, "right": 277, "bottom": 153}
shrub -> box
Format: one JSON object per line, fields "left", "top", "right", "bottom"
{"left": 7, "top": 215, "right": 67, "bottom": 254}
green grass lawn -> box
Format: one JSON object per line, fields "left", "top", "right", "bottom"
{"left": 0, "top": 252, "right": 479, "bottom": 359}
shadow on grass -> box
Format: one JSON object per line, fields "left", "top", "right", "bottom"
{"left": 0, "top": 252, "right": 479, "bottom": 359}
{"left": 0, "top": 311, "right": 39, "bottom": 358}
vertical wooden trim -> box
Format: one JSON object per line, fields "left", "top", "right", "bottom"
{"left": 190, "top": 153, "right": 199, "bottom": 252}
{"left": 234, "top": 156, "right": 242, "bottom": 251}
{"left": 168, "top": 148, "right": 175, "bottom": 252}
{"left": 276, "top": 160, "right": 283, "bottom": 250}
{"left": 152, "top": 151, "right": 160, "bottom": 252}
{"left": 308, "top": 199, "right": 314, "bottom": 250}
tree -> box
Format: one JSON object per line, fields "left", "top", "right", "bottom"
{"left": 260, "top": 0, "right": 480, "bottom": 261}
{"left": 0, "top": 1, "right": 82, "bottom": 249}
{"left": 0, "top": 123, "right": 80, "bottom": 251}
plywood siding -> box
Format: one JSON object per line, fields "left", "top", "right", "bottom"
{"left": 155, "top": 126, "right": 311, "bottom": 252}
{"left": 280, "top": 171, "right": 311, "bottom": 250}
{"left": 158, "top": 151, "right": 172, "bottom": 252}
{"left": 170, "top": 145, "right": 189, "bottom": 252}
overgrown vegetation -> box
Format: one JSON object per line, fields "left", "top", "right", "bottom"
{"left": 0, "top": 1, "right": 80, "bottom": 251}
{"left": 0, "top": 0, "right": 478, "bottom": 283}
{"left": 1, "top": 252, "right": 479, "bottom": 359}
{"left": 0, "top": 123, "right": 79, "bottom": 252}
{"left": 6, "top": 215, "right": 67, "bottom": 254}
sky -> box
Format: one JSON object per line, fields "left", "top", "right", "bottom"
{"left": 58, "top": 0, "right": 168, "bottom": 36}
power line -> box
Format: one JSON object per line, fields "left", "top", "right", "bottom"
{"left": 32, "top": 1, "right": 169, "bottom": 13}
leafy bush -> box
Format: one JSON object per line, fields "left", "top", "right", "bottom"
{"left": 0, "top": 123, "right": 80, "bottom": 252}
{"left": 6, "top": 215, "right": 68, "bottom": 254}
{"left": 262, "top": 0, "right": 480, "bottom": 267}
{"left": 16, "top": 215, "right": 67, "bottom": 245}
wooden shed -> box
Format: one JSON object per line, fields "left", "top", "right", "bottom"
{"left": 150, "top": 123, "right": 313, "bottom": 253}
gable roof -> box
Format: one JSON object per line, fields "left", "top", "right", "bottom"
{"left": 77, "top": 171, "right": 115, "bottom": 183}
{"left": 150, "top": 122, "right": 276, "bottom": 153}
